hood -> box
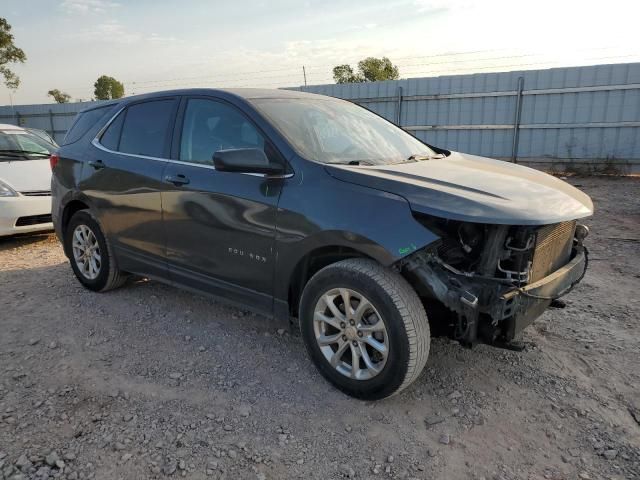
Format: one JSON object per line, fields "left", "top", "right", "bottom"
{"left": 325, "top": 152, "right": 593, "bottom": 225}
{"left": 0, "top": 159, "right": 51, "bottom": 192}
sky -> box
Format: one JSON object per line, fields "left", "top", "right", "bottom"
{"left": 2, "top": 0, "right": 639, "bottom": 105}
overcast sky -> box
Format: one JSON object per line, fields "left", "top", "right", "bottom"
{"left": 2, "top": 0, "right": 639, "bottom": 105}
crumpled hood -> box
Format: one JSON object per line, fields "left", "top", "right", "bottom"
{"left": 325, "top": 152, "right": 593, "bottom": 225}
{"left": 0, "top": 159, "right": 51, "bottom": 192}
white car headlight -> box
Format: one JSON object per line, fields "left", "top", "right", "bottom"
{"left": 0, "top": 179, "right": 18, "bottom": 197}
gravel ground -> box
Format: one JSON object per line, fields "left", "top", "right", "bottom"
{"left": 1, "top": 176, "right": 639, "bottom": 480}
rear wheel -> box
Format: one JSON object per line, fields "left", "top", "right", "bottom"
{"left": 64, "top": 210, "right": 127, "bottom": 292}
{"left": 299, "top": 258, "right": 430, "bottom": 400}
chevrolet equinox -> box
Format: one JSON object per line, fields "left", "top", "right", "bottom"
{"left": 51, "top": 88, "right": 593, "bottom": 399}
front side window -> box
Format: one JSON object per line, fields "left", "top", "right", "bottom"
{"left": 180, "top": 98, "right": 266, "bottom": 164}
{"left": 117, "top": 100, "right": 175, "bottom": 157}
{"left": 251, "top": 98, "right": 436, "bottom": 165}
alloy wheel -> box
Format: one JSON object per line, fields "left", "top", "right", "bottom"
{"left": 313, "top": 288, "right": 389, "bottom": 380}
{"left": 71, "top": 224, "right": 101, "bottom": 280}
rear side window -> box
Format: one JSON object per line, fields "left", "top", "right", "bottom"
{"left": 100, "top": 111, "right": 125, "bottom": 151}
{"left": 63, "top": 105, "right": 115, "bottom": 145}
{"left": 118, "top": 100, "right": 175, "bottom": 157}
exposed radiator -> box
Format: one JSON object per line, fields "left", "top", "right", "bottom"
{"left": 529, "top": 221, "right": 576, "bottom": 283}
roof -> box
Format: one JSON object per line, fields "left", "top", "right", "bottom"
{"left": 215, "top": 88, "right": 329, "bottom": 100}
{"left": 75, "top": 88, "right": 336, "bottom": 115}
{"left": 120, "top": 87, "right": 331, "bottom": 103}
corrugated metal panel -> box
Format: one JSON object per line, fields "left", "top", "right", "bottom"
{"left": 0, "top": 100, "right": 106, "bottom": 142}
{"left": 290, "top": 63, "right": 640, "bottom": 171}
{"left": 1, "top": 63, "right": 639, "bottom": 170}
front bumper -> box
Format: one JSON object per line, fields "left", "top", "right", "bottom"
{"left": 0, "top": 196, "right": 53, "bottom": 237}
{"left": 406, "top": 245, "right": 588, "bottom": 344}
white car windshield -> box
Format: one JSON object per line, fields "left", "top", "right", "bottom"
{"left": 0, "top": 130, "right": 55, "bottom": 161}
{"left": 251, "top": 97, "right": 438, "bottom": 166}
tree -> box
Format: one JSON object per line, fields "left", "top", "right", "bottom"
{"left": 48, "top": 89, "right": 71, "bottom": 103}
{"left": 333, "top": 64, "right": 364, "bottom": 84}
{"left": 358, "top": 57, "right": 400, "bottom": 82}
{"left": 0, "top": 18, "right": 27, "bottom": 90}
{"left": 333, "top": 56, "right": 399, "bottom": 84}
{"left": 94, "top": 75, "right": 125, "bottom": 100}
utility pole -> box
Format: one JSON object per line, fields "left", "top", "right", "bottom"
{"left": 302, "top": 66, "right": 307, "bottom": 87}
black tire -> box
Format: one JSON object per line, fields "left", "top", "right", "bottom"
{"left": 299, "top": 258, "right": 430, "bottom": 400}
{"left": 64, "top": 210, "right": 127, "bottom": 292}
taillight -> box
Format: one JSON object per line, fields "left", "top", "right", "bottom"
{"left": 49, "top": 153, "right": 60, "bottom": 171}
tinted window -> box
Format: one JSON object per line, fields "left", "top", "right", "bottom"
{"left": 100, "top": 110, "right": 124, "bottom": 151}
{"left": 180, "top": 99, "right": 265, "bottom": 164}
{"left": 63, "top": 105, "right": 115, "bottom": 145}
{"left": 119, "top": 100, "right": 175, "bottom": 158}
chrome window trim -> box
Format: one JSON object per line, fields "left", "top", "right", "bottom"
{"left": 92, "top": 103, "right": 294, "bottom": 179}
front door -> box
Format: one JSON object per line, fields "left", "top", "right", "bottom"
{"left": 161, "top": 97, "right": 285, "bottom": 315}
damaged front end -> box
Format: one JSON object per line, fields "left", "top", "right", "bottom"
{"left": 400, "top": 216, "right": 589, "bottom": 349}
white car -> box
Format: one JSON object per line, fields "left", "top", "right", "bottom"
{"left": 0, "top": 123, "right": 56, "bottom": 237}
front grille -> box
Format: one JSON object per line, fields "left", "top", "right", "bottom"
{"left": 20, "top": 190, "right": 51, "bottom": 196}
{"left": 529, "top": 221, "right": 576, "bottom": 283}
{"left": 15, "top": 214, "right": 52, "bottom": 227}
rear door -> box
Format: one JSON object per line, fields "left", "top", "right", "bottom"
{"left": 84, "top": 97, "right": 179, "bottom": 277}
{"left": 161, "top": 96, "right": 286, "bottom": 315}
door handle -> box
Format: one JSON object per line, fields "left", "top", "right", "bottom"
{"left": 164, "top": 174, "right": 190, "bottom": 186}
{"left": 88, "top": 159, "right": 105, "bottom": 170}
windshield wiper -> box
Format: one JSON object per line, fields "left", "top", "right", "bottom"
{"left": 0, "top": 149, "right": 50, "bottom": 158}
{"left": 326, "top": 160, "right": 373, "bottom": 166}
{"left": 405, "top": 153, "right": 445, "bottom": 162}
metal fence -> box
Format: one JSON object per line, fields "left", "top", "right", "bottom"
{"left": 1, "top": 63, "right": 639, "bottom": 173}
{"left": 0, "top": 100, "right": 106, "bottom": 144}
{"left": 291, "top": 62, "right": 640, "bottom": 173}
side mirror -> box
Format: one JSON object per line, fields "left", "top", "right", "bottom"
{"left": 212, "top": 148, "right": 284, "bottom": 175}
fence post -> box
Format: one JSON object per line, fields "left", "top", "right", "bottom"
{"left": 510, "top": 76, "right": 524, "bottom": 163}
{"left": 395, "top": 86, "right": 403, "bottom": 126}
{"left": 48, "top": 109, "right": 55, "bottom": 139}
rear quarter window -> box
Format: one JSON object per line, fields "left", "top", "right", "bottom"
{"left": 62, "top": 105, "right": 116, "bottom": 145}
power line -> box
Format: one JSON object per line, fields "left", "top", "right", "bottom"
{"left": 37, "top": 48, "right": 640, "bottom": 100}
{"left": 124, "top": 53, "right": 640, "bottom": 94}
{"left": 121, "top": 45, "right": 629, "bottom": 87}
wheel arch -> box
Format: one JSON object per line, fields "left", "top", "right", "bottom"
{"left": 286, "top": 243, "right": 380, "bottom": 318}
{"left": 60, "top": 198, "right": 92, "bottom": 257}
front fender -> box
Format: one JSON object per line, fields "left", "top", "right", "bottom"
{"left": 273, "top": 165, "right": 439, "bottom": 300}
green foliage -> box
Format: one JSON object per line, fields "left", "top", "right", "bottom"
{"left": 47, "top": 89, "right": 71, "bottom": 103}
{"left": 333, "top": 57, "right": 399, "bottom": 84}
{"left": 358, "top": 57, "right": 400, "bottom": 82}
{"left": 333, "top": 64, "right": 364, "bottom": 84}
{"left": 0, "top": 18, "right": 27, "bottom": 90}
{"left": 94, "top": 75, "right": 125, "bottom": 100}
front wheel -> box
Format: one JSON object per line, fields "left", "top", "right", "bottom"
{"left": 64, "top": 210, "right": 127, "bottom": 292}
{"left": 299, "top": 259, "right": 430, "bottom": 400}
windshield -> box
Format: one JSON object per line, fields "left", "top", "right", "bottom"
{"left": 251, "top": 97, "right": 436, "bottom": 165}
{"left": 0, "top": 130, "right": 55, "bottom": 161}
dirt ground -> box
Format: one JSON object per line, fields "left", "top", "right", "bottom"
{"left": 1, "top": 176, "right": 639, "bottom": 480}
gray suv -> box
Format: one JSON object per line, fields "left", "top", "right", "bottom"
{"left": 51, "top": 88, "right": 592, "bottom": 399}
